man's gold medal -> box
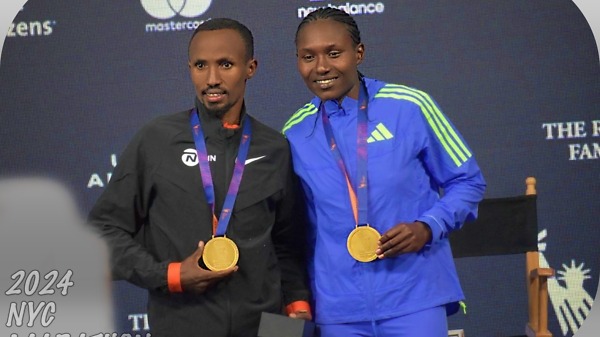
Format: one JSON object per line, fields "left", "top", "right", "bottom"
{"left": 346, "top": 225, "right": 381, "bottom": 262}
{"left": 202, "top": 236, "right": 239, "bottom": 271}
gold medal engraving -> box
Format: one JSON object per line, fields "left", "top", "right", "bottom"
{"left": 347, "top": 225, "right": 381, "bottom": 262}
{"left": 202, "top": 236, "right": 239, "bottom": 271}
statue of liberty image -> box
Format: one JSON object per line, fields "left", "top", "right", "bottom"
{"left": 537, "top": 229, "right": 594, "bottom": 335}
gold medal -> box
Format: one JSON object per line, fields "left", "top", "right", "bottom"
{"left": 347, "top": 225, "right": 381, "bottom": 262}
{"left": 202, "top": 236, "right": 239, "bottom": 271}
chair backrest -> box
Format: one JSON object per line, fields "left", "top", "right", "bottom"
{"left": 450, "top": 177, "right": 538, "bottom": 258}
{"left": 449, "top": 177, "right": 554, "bottom": 337}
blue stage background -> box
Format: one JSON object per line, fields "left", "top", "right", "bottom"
{"left": 1, "top": 1, "right": 598, "bottom": 336}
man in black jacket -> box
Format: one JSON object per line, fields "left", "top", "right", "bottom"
{"left": 89, "top": 18, "right": 311, "bottom": 337}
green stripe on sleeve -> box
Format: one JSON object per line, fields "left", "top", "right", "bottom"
{"left": 406, "top": 87, "right": 473, "bottom": 158}
{"left": 282, "top": 103, "right": 318, "bottom": 134}
{"left": 375, "top": 85, "right": 472, "bottom": 166}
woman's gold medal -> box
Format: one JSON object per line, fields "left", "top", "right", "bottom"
{"left": 346, "top": 225, "right": 381, "bottom": 262}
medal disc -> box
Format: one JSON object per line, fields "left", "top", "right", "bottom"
{"left": 347, "top": 225, "right": 381, "bottom": 262}
{"left": 202, "top": 236, "right": 239, "bottom": 271}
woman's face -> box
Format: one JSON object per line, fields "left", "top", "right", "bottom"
{"left": 296, "top": 19, "right": 364, "bottom": 102}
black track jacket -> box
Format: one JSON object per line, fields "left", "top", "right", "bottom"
{"left": 88, "top": 103, "right": 310, "bottom": 337}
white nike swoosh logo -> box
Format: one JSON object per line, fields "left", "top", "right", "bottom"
{"left": 245, "top": 155, "right": 266, "bottom": 165}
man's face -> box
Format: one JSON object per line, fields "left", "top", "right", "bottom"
{"left": 296, "top": 19, "right": 364, "bottom": 102}
{"left": 188, "top": 29, "right": 256, "bottom": 118}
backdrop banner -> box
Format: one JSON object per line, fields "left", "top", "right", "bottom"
{"left": 1, "top": 1, "right": 598, "bottom": 336}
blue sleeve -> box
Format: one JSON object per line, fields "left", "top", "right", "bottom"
{"left": 413, "top": 95, "right": 486, "bottom": 245}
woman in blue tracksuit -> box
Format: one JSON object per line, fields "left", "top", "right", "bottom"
{"left": 283, "top": 7, "right": 486, "bottom": 337}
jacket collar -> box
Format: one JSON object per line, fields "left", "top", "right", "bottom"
{"left": 194, "top": 97, "right": 247, "bottom": 139}
{"left": 317, "top": 77, "right": 384, "bottom": 118}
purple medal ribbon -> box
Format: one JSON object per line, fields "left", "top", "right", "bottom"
{"left": 321, "top": 80, "right": 369, "bottom": 225}
{"left": 190, "top": 109, "right": 252, "bottom": 236}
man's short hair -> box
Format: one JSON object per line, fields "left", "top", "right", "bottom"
{"left": 188, "top": 18, "right": 254, "bottom": 60}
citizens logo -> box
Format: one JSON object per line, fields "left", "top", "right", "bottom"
{"left": 6, "top": 5, "right": 56, "bottom": 38}
{"left": 297, "top": 1, "right": 386, "bottom": 19}
{"left": 141, "top": 0, "right": 212, "bottom": 33}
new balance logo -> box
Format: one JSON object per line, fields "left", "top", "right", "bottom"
{"left": 367, "top": 123, "right": 394, "bottom": 143}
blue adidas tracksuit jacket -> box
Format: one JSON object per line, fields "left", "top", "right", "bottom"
{"left": 283, "top": 77, "right": 486, "bottom": 324}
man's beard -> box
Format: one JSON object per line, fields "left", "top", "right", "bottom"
{"left": 204, "top": 104, "right": 229, "bottom": 120}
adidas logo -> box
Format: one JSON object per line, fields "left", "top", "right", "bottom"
{"left": 367, "top": 123, "right": 394, "bottom": 143}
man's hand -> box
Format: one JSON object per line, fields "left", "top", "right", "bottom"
{"left": 288, "top": 310, "right": 312, "bottom": 321}
{"left": 179, "top": 241, "right": 238, "bottom": 294}
{"left": 376, "top": 221, "right": 432, "bottom": 259}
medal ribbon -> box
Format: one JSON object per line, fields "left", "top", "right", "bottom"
{"left": 190, "top": 109, "right": 252, "bottom": 236}
{"left": 321, "top": 80, "right": 369, "bottom": 227}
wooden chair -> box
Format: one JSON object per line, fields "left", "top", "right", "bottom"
{"left": 449, "top": 177, "right": 554, "bottom": 337}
